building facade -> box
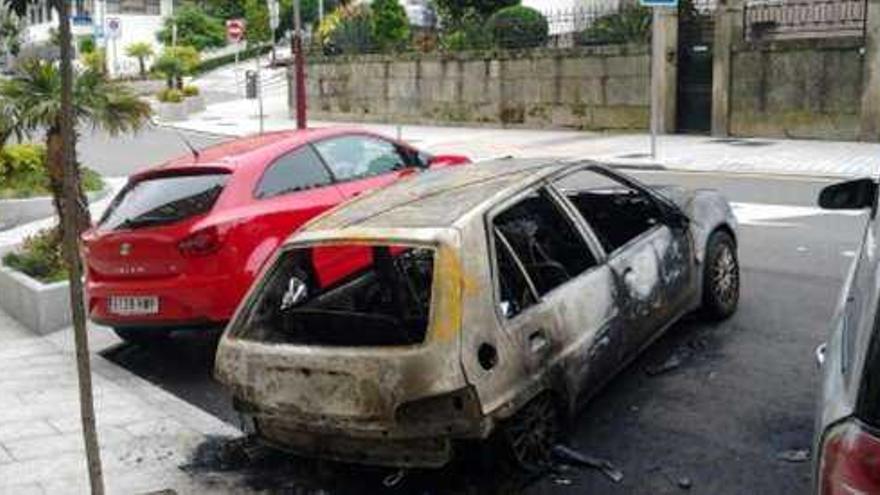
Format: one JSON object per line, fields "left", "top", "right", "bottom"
{"left": 22, "top": 0, "right": 173, "bottom": 77}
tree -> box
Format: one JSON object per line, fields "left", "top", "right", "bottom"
{"left": 153, "top": 45, "right": 200, "bottom": 89}
{"left": 156, "top": 5, "right": 226, "bottom": 51}
{"left": 371, "top": 0, "right": 410, "bottom": 51}
{"left": 1, "top": 1, "right": 108, "bottom": 493}
{"left": 0, "top": 3, "right": 24, "bottom": 69}
{"left": 244, "top": 0, "right": 271, "bottom": 47}
{"left": 434, "top": 0, "right": 518, "bottom": 27}
{"left": 487, "top": 5, "right": 548, "bottom": 49}
{"left": 125, "top": 41, "right": 155, "bottom": 79}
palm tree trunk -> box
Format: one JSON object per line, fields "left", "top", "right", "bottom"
{"left": 138, "top": 57, "right": 145, "bottom": 79}
{"left": 54, "top": 0, "right": 105, "bottom": 493}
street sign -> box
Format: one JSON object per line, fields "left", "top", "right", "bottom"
{"left": 640, "top": 0, "right": 678, "bottom": 6}
{"left": 105, "top": 17, "right": 122, "bottom": 40}
{"left": 268, "top": 0, "right": 280, "bottom": 31}
{"left": 226, "top": 19, "right": 246, "bottom": 44}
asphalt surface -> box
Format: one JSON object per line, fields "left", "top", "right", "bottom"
{"left": 97, "top": 163, "right": 865, "bottom": 493}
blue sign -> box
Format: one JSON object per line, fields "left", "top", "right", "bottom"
{"left": 640, "top": 0, "right": 678, "bottom": 6}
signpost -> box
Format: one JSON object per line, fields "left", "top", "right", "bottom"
{"left": 227, "top": 19, "right": 246, "bottom": 96}
{"left": 105, "top": 17, "right": 121, "bottom": 76}
{"left": 640, "top": 0, "right": 678, "bottom": 160}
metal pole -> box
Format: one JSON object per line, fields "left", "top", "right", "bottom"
{"left": 235, "top": 43, "right": 241, "bottom": 97}
{"left": 319, "top": 0, "right": 324, "bottom": 23}
{"left": 293, "top": 0, "right": 307, "bottom": 129}
{"left": 257, "top": 47, "right": 264, "bottom": 134}
{"left": 650, "top": 7, "right": 661, "bottom": 160}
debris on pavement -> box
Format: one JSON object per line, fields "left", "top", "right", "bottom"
{"left": 677, "top": 476, "right": 693, "bottom": 490}
{"left": 777, "top": 449, "right": 810, "bottom": 463}
{"left": 551, "top": 445, "right": 624, "bottom": 483}
{"left": 645, "top": 354, "right": 684, "bottom": 376}
{"left": 383, "top": 469, "right": 407, "bottom": 487}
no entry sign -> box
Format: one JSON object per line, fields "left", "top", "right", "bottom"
{"left": 226, "top": 19, "right": 246, "bottom": 43}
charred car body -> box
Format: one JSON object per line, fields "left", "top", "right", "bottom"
{"left": 214, "top": 158, "right": 740, "bottom": 469}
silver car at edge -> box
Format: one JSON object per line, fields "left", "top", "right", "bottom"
{"left": 813, "top": 178, "right": 880, "bottom": 494}
{"left": 214, "top": 158, "right": 740, "bottom": 470}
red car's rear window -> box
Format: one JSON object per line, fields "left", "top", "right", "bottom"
{"left": 99, "top": 173, "right": 229, "bottom": 231}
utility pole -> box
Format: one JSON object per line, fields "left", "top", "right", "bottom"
{"left": 55, "top": 0, "right": 105, "bottom": 493}
{"left": 291, "top": 0, "right": 306, "bottom": 129}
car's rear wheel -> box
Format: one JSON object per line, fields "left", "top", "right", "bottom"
{"left": 701, "top": 230, "right": 739, "bottom": 320}
{"left": 113, "top": 327, "right": 170, "bottom": 346}
{"left": 500, "top": 393, "right": 561, "bottom": 472}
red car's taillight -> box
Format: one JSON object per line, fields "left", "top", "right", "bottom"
{"left": 819, "top": 419, "right": 880, "bottom": 495}
{"left": 178, "top": 226, "right": 222, "bottom": 257}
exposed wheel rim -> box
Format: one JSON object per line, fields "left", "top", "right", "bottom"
{"left": 505, "top": 395, "right": 558, "bottom": 471}
{"left": 712, "top": 243, "right": 739, "bottom": 308}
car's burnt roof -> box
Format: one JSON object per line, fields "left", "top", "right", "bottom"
{"left": 304, "top": 157, "right": 570, "bottom": 232}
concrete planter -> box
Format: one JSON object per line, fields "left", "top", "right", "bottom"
{"left": 158, "top": 101, "right": 189, "bottom": 122}
{"left": 0, "top": 264, "right": 71, "bottom": 335}
{"left": 185, "top": 95, "right": 206, "bottom": 114}
{"left": 0, "top": 184, "right": 112, "bottom": 231}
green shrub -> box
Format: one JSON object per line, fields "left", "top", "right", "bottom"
{"left": 580, "top": 6, "right": 651, "bottom": 45}
{"left": 78, "top": 35, "right": 96, "bottom": 54}
{"left": 2, "top": 227, "right": 67, "bottom": 283}
{"left": 488, "top": 6, "right": 549, "bottom": 49}
{"left": 82, "top": 48, "right": 106, "bottom": 76}
{"left": 156, "top": 5, "right": 226, "bottom": 51}
{"left": 192, "top": 45, "right": 272, "bottom": 74}
{"left": 319, "top": 4, "right": 374, "bottom": 55}
{"left": 0, "top": 144, "right": 104, "bottom": 199}
{"left": 157, "top": 88, "right": 184, "bottom": 103}
{"left": 153, "top": 46, "right": 200, "bottom": 89}
{"left": 371, "top": 0, "right": 411, "bottom": 51}
{"left": 182, "top": 85, "right": 200, "bottom": 97}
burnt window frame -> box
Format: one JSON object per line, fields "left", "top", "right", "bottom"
{"left": 547, "top": 164, "right": 672, "bottom": 258}
{"left": 485, "top": 183, "right": 605, "bottom": 324}
{"left": 252, "top": 144, "right": 337, "bottom": 200}
{"left": 228, "top": 239, "right": 443, "bottom": 349}
{"left": 310, "top": 134, "right": 417, "bottom": 183}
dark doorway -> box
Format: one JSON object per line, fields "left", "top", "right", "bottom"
{"left": 677, "top": 0, "right": 717, "bottom": 134}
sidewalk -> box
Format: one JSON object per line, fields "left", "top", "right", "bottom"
{"left": 164, "top": 84, "right": 880, "bottom": 179}
{"left": 0, "top": 309, "right": 244, "bottom": 494}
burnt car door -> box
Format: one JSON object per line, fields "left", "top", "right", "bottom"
{"left": 488, "top": 186, "right": 620, "bottom": 403}
{"left": 550, "top": 166, "right": 695, "bottom": 361}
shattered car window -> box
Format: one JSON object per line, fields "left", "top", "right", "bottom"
{"left": 493, "top": 189, "right": 597, "bottom": 295}
{"left": 553, "top": 169, "right": 664, "bottom": 253}
{"left": 234, "top": 244, "right": 435, "bottom": 347}
{"left": 493, "top": 229, "right": 538, "bottom": 319}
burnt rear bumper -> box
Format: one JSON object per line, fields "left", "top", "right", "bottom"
{"left": 255, "top": 416, "right": 454, "bottom": 468}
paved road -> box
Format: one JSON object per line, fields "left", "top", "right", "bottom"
{"left": 78, "top": 126, "right": 227, "bottom": 177}
{"left": 99, "top": 169, "right": 865, "bottom": 494}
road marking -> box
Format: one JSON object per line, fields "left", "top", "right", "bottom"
{"left": 731, "top": 202, "right": 866, "bottom": 227}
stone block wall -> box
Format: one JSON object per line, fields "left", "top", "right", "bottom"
{"left": 305, "top": 45, "right": 651, "bottom": 131}
{"left": 730, "top": 38, "right": 865, "bottom": 140}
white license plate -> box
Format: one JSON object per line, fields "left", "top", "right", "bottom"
{"left": 108, "top": 296, "right": 159, "bottom": 316}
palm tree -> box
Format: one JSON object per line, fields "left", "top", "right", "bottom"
{"left": 0, "top": 60, "right": 152, "bottom": 231}
{"left": 125, "top": 41, "right": 154, "bottom": 79}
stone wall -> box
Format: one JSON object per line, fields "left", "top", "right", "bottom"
{"left": 730, "top": 38, "right": 865, "bottom": 140}
{"left": 305, "top": 45, "right": 650, "bottom": 131}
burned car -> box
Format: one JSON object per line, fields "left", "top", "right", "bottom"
{"left": 214, "top": 158, "right": 740, "bottom": 469}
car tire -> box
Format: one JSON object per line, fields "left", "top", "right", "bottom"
{"left": 113, "top": 327, "right": 170, "bottom": 346}
{"left": 499, "top": 393, "right": 561, "bottom": 472}
{"left": 701, "top": 230, "right": 739, "bottom": 320}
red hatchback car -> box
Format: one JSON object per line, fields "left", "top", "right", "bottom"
{"left": 81, "top": 128, "right": 470, "bottom": 343}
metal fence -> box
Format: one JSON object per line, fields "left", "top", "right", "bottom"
{"left": 744, "top": 0, "right": 868, "bottom": 41}
{"left": 306, "top": 2, "right": 649, "bottom": 57}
